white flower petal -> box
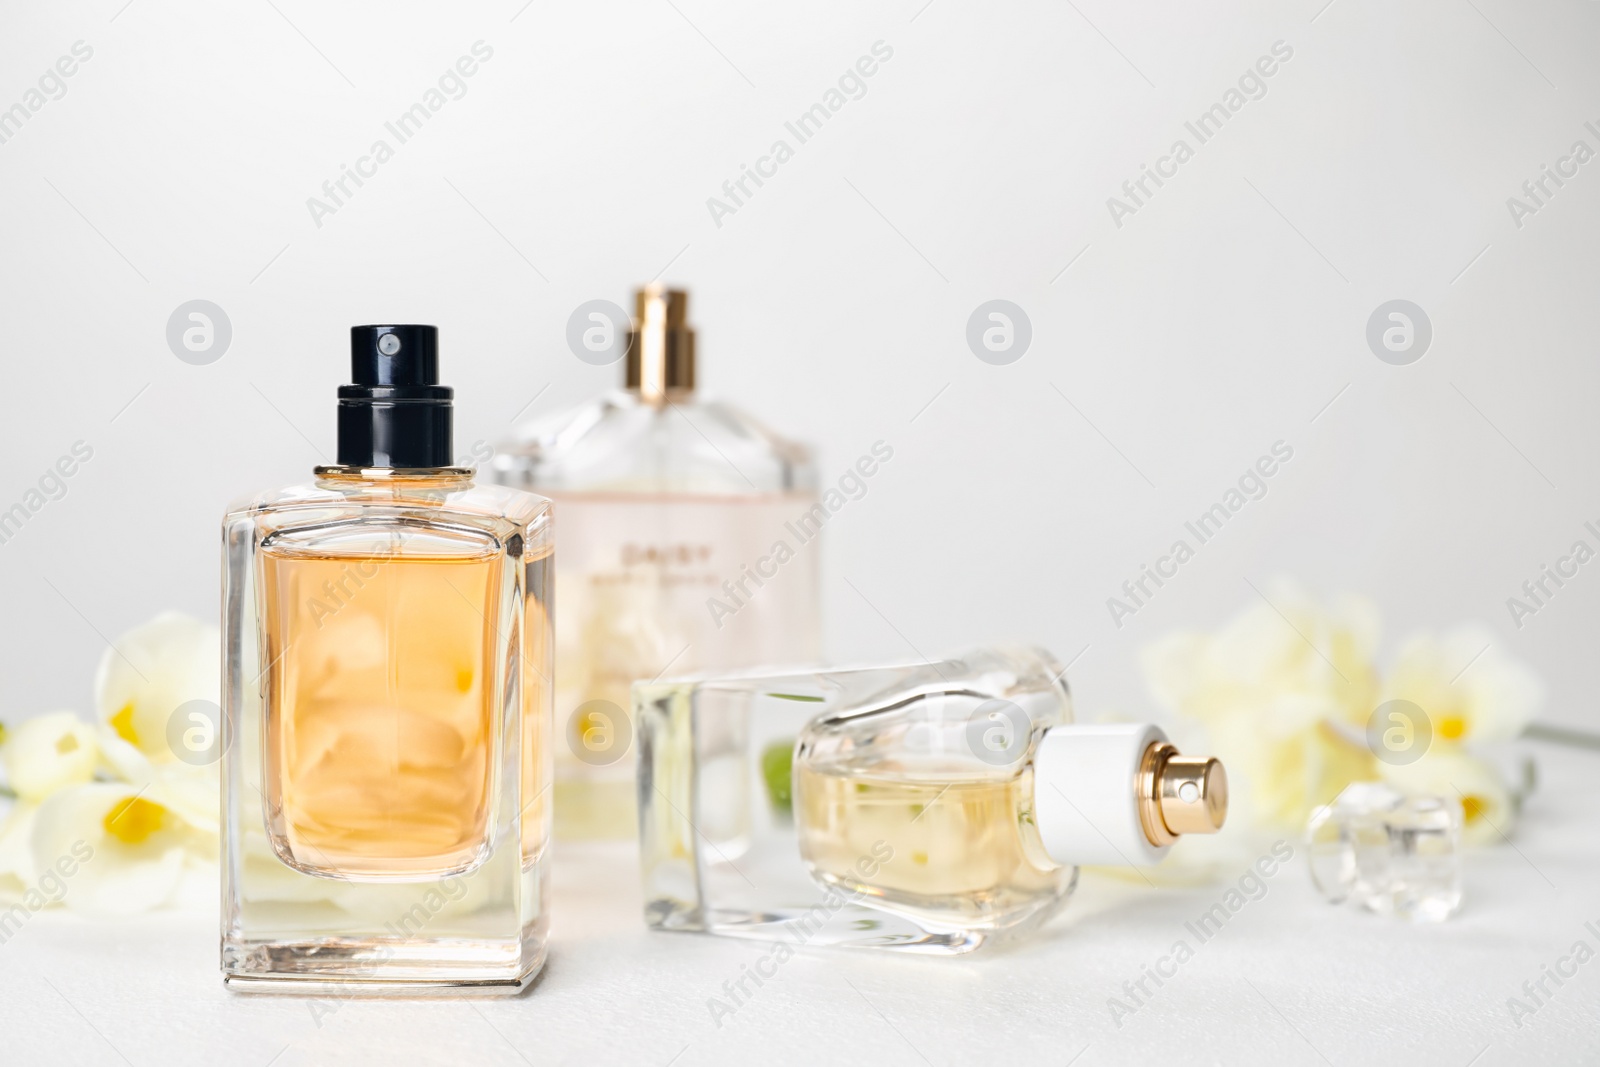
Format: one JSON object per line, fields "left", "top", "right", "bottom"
{"left": 170, "top": 848, "right": 220, "bottom": 912}
{"left": 0, "top": 801, "right": 39, "bottom": 894}
{"left": 31, "top": 782, "right": 193, "bottom": 916}
{"left": 1383, "top": 626, "right": 1544, "bottom": 746}
{"left": 1379, "top": 749, "right": 1513, "bottom": 847}
{"left": 95, "top": 725, "right": 151, "bottom": 782}
{"left": 1, "top": 712, "right": 98, "bottom": 803}
{"left": 149, "top": 764, "right": 220, "bottom": 835}
{"left": 95, "top": 612, "right": 220, "bottom": 764}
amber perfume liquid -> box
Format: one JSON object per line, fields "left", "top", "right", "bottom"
{"left": 223, "top": 325, "right": 553, "bottom": 993}
{"left": 260, "top": 541, "right": 502, "bottom": 878}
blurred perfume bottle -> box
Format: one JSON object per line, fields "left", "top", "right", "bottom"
{"left": 494, "top": 286, "right": 819, "bottom": 839}
{"left": 1307, "top": 782, "right": 1462, "bottom": 922}
{"left": 636, "top": 647, "right": 1227, "bottom": 953}
{"left": 222, "top": 326, "right": 553, "bottom": 993}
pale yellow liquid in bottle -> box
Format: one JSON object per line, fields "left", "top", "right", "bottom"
{"left": 795, "top": 764, "right": 1065, "bottom": 928}
{"left": 261, "top": 544, "right": 501, "bottom": 878}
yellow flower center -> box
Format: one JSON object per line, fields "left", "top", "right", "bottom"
{"left": 1438, "top": 716, "right": 1466, "bottom": 741}
{"left": 55, "top": 731, "right": 81, "bottom": 755}
{"left": 1460, "top": 794, "right": 1486, "bottom": 824}
{"left": 110, "top": 702, "right": 141, "bottom": 746}
{"left": 455, "top": 667, "right": 474, "bottom": 693}
{"left": 103, "top": 797, "right": 169, "bottom": 845}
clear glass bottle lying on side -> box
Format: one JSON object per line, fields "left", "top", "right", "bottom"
{"left": 493, "top": 285, "right": 819, "bottom": 840}
{"left": 221, "top": 326, "right": 553, "bottom": 993}
{"left": 635, "top": 647, "right": 1226, "bottom": 954}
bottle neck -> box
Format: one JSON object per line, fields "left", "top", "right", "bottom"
{"left": 625, "top": 286, "right": 695, "bottom": 402}
{"left": 1031, "top": 724, "right": 1225, "bottom": 867}
{"left": 625, "top": 383, "right": 695, "bottom": 407}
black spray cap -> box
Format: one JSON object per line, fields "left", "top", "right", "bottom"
{"left": 337, "top": 325, "right": 454, "bottom": 468}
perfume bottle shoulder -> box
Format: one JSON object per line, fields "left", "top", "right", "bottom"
{"left": 498, "top": 390, "right": 630, "bottom": 456}
{"left": 497, "top": 390, "right": 788, "bottom": 457}
{"left": 221, "top": 480, "right": 341, "bottom": 521}
{"left": 441, "top": 480, "right": 552, "bottom": 525}
{"left": 222, "top": 477, "right": 551, "bottom": 532}
{"left": 692, "top": 396, "right": 815, "bottom": 464}
{"left": 822, "top": 646, "right": 1075, "bottom": 713}
{"left": 638, "top": 647, "right": 1067, "bottom": 706}
{"left": 494, "top": 390, "right": 815, "bottom": 493}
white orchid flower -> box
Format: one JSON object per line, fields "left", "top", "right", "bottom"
{"left": 1380, "top": 626, "right": 1543, "bottom": 746}
{"left": 1, "top": 711, "right": 99, "bottom": 803}
{"left": 95, "top": 612, "right": 220, "bottom": 764}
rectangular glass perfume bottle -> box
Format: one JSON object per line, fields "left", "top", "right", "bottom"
{"left": 222, "top": 325, "right": 553, "bottom": 993}
{"left": 493, "top": 285, "right": 819, "bottom": 839}
{"left": 635, "top": 647, "right": 1226, "bottom": 954}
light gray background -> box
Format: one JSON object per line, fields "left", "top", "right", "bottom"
{"left": 2, "top": 1, "right": 1598, "bottom": 729}
{"left": 3, "top": 0, "right": 1597, "bottom": 732}
{"left": 1, "top": 1, "right": 1598, "bottom": 1063}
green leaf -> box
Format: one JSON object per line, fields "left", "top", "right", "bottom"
{"left": 764, "top": 692, "right": 824, "bottom": 703}
{"left": 761, "top": 738, "right": 796, "bottom": 813}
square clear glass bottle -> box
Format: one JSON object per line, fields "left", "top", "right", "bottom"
{"left": 494, "top": 286, "right": 819, "bottom": 840}
{"left": 636, "top": 647, "right": 1227, "bottom": 954}
{"left": 221, "top": 326, "right": 553, "bottom": 993}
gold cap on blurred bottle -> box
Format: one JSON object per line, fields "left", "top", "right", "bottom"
{"left": 626, "top": 283, "right": 695, "bottom": 402}
{"left": 1138, "top": 743, "right": 1228, "bottom": 846}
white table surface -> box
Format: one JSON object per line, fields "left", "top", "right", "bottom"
{"left": 4, "top": 742, "right": 1596, "bottom": 1067}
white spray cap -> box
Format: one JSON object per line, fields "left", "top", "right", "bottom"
{"left": 1033, "top": 723, "right": 1228, "bottom": 868}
